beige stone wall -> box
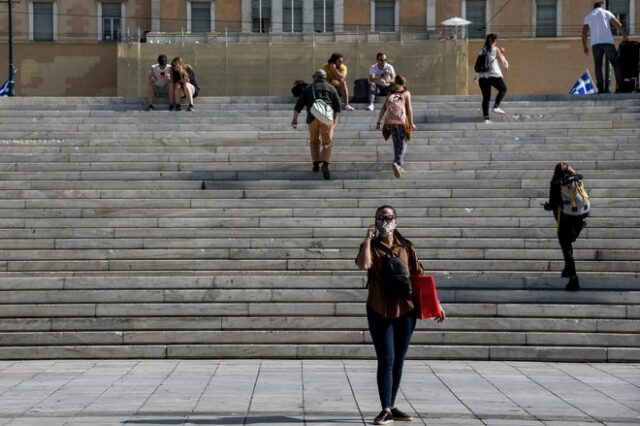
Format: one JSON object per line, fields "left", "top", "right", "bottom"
{"left": 467, "top": 36, "right": 637, "bottom": 95}
{"left": 216, "top": 0, "right": 243, "bottom": 32}
{"left": 0, "top": 43, "right": 117, "bottom": 96}
{"left": 118, "top": 40, "right": 468, "bottom": 97}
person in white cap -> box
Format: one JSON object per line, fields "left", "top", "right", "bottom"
{"left": 291, "top": 69, "right": 342, "bottom": 180}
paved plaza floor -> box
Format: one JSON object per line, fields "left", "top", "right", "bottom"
{"left": 0, "top": 360, "right": 638, "bottom": 426}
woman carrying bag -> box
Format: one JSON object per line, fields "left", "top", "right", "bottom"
{"left": 356, "top": 205, "right": 445, "bottom": 425}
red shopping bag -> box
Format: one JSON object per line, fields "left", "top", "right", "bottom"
{"left": 410, "top": 274, "right": 443, "bottom": 320}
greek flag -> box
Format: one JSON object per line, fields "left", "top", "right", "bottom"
{"left": 0, "top": 79, "right": 9, "bottom": 97}
{"left": 569, "top": 70, "right": 596, "bottom": 95}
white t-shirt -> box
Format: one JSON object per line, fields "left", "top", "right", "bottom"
{"left": 150, "top": 63, "right": 171, "bottom": 87}
{"left": 583, "top": 8, "right": 616, "bottom": 46}
{"left": 477, "top": 46, "right": 503, "bottom": 79}
{"left": 368, "top": 63, "right": 396, "bottom": 85}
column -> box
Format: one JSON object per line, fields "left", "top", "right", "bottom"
{"left": 303, "top": 0, "right": 314, "bottom": 33}
{"left": 272, "top": 0, "right": 283, "bottom": 33}
{"left": 334, "top": 0, "right": 344, "bottom": 32}
{"left": 426, "top": 0, "right": 435, "bottom": 31}
{"left": 242, "top": 0, "right": 251, "bottom": 32}
{"left": 151, "top": 0, "right": 160, "bottom": 31}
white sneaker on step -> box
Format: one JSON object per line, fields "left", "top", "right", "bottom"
{"left": 484, "top": 119, "right": 492, "bottom": 124}
{"left": 344, "top": 104, "right": 355, "bottom": 111}
{"left": 366, "top": 103, "right": 374, "bottom": 111}
{"left": 492, "top": 107, "right": 505, "bottom": 115}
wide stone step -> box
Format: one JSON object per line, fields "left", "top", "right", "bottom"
{"left": 0, "top": 343, "right": 635, "bottom": 361}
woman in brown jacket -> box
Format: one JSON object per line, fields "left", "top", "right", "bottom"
{"left": 356, "top": 205, "right": 445, "bottom": 425}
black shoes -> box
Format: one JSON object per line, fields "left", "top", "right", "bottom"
{"left": 145, "top": 104, "right": 154, "bottom": 111}
{"left": 565, "top": 276, "right": 580, "bottom": 291}
{"left": 312, "top": 161, "right": 320, "bottom": 172}
{"left": 390, "top": 408, "right": 413, "bottom": 421}
{"left": 320, "top": 162, "right": 331, "bottom": 180}
{"left": 187, "top": 104, "right": 195, "bottom": 112}
{"left": 169, "top": 104, "right": 175, "bottom": 111}
{"left": 175, "top": 104, "right": 182, "bottom": 111}
{"left": 373, "top": 410, "right": 393, "bottom": 425}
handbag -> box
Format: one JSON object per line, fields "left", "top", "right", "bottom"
{"left": 309, "top": 85, "right": 334, "bottom": 126}
{"left": 410, "top": 274, "right": 443, "bottom": 320}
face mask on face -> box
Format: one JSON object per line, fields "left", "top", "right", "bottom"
{"left": 375, "top": 219, "right": 396, "bottom": 235}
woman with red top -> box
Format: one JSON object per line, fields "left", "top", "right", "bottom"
{"left": 356, "top": 205, "right": 445, "bottom": 425}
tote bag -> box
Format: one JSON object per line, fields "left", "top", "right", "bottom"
{"left": 410, "top": 274, "right": 443, "bottom": 320}
{"left": 309, "top": 86, "right": 334, "bottom": 126}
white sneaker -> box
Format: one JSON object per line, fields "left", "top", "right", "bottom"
{"left": 492, "top": 107, "right": 505, "bottom": 115}
{"left": 484, "top": 119, "right": 492, "bottom": 124}
{"left": 392, "top": 163, "right": 402, "bottom": 178}
{"left": 344, "top": 104, "right": 355, "bottom": 111}
{"left": 366, "top": 103, "right": 374, "bottom": 111}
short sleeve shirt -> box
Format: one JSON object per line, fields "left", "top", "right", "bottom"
{"left": 369, "top": 63, "right": 396, "bottom": 84}
{"left": 151, "top": 64, "right": 170, "bottom": 87}
{"left": 323, "top": 63, "right": 348, "bottom": 82}
{"left": 359, "top": 236, "right": 423, "bottom": 319}
{"left": 583, "top": 8, "right": 616, "bottom": 46}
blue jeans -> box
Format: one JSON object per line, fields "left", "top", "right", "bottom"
{"left": 367, "top": 307, "right": 417, "bottom": 409}
{"left": 369, "top": 82, "right": 393, "bottom": 103}
{"left": 389, "top": 125, "right": 408, "bottom": 166}
{"left": 592, "top": 43, "right": 623, "bottom": 93}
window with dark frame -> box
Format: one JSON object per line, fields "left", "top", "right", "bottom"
{"left": 313, "top": 0, "right": 334, "bottom": 32}
{"left": 191, "top": 2, "right": 211, "bottom": 33}
{"left": 283, "top": 0, "right": 303, "bottom": 32}
{"left": 252, "top": 0, "right": 271, "bottom": 33}
{"left": 536, "top": 0, "right": 557, "bottom": 38}
{"left": 102, "top": 2, "right": 122, "bottom": 41}
{"left": 33, "top": 2, "right": 54, "bottom": 41}
{"left": 466, "top": 0, "right": 486, "bottom": 39}
{"left": 608, "top": 0, "right": 629, "bottom": 35}
{"left": 375, "top": 0, "right": 395, "bottom": 32}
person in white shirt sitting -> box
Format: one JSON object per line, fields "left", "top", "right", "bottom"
{"left": 367, "top": 53, "right": 396, "bottom": 111}
{"left": 582, "top": 1, "right": 628, "bottom": 93}
{"left": 146, "top": 54, "right": 173, "bottom": 111}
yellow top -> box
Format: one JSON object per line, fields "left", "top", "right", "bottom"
{"left": 323, "top": 63, "right": 348, "bottom": 82}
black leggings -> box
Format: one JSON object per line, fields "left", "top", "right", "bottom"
{"left": 557, "top": 214, "right": 586, "bottom": 278}
{"left": 479, "top": 77, "right": 507, "bottom": 119}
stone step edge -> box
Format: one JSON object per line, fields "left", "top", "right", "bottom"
{"left": 0, "top": 344, "right": 635, "bottom": 361}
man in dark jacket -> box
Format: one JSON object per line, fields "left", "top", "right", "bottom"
{"left": 291, "top": 69, "right": 341, "bottom": 180}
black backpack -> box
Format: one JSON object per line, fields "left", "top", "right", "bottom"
{"left": 378, "top": 245, "right": 412, "bottom": 299}
{"left": 291, "top": 80, "right": 308, "bottom": 97}
{"left": 474, "top": 48, "right": 494, "bottom": 73}
{"left": 351, "top": 78, "right": 369, "bottom": 103}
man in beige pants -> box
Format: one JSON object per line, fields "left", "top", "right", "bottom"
{"left": 291, "top": 69, "right": 342, "bottom": 180}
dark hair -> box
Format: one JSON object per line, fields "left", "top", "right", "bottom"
{"left": 376, "top": 52, "right": 386, "bottom": 60}
{"left": 328, "top": 52, "right": 343, "bottom": 64}
{"left": 158, "top": 54, "right": 168, "bottom": 63}
{"left": 375, "top": 205, "right": 412, "bottom": 248}
{"left": 594, "top": 1, "right": 604, "bottom": 8}
{"left": 551, "top": 162, "right": 576, "bottom": 184}
{"left": 484, "top": 33, "right": 498, "bottom": 50}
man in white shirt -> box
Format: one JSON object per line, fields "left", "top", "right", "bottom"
{"left": 582, "top": 1, "right": 628, "bottom": 93}
{"left": 146, "top": 54, "right": 173, "bottom": 111}
{"left": 366, "top": 52, "right": 396, "bottom": 111}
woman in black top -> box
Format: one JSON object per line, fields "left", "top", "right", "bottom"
{"left": 544, "top": 162, "right": 589, "bottom": 291}
{"left": 170, "top": 57, "right": 199, "bottom": 112}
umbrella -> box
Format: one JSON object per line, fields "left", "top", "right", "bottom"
{"left": 441, "top": 17, "right": 471, "bottom": 26}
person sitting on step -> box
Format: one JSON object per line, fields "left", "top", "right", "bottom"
{"left": 170, "top": 57, "right": 199, "bottom": 112}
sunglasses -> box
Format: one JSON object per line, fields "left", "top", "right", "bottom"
{"left": 376, "top": 215, "right": 396, "bottom": 222}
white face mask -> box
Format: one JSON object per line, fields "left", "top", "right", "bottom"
{"left": 375, "top": 220, "right": 396, "bottom": 235}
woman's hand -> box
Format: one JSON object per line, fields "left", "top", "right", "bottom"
{"left": 435, "top": 308, "right": 446, "bottom": 323}
{"left": 366, "top": 225, "right": 376, "bottom": 240}
{"left": 375, "top": 122, "right": 381, "bottom": 130}
{"left": 411, "top": 123, "right": 417, "bottom": 130}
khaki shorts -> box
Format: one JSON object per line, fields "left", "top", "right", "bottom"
{"left": 308, "top": 119, "right": 334, "bottom": 147}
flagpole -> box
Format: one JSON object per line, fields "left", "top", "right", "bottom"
{"left": 7, "top": 0, "right": 16, "bottom": 96}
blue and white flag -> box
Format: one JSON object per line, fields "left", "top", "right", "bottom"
{"left": 569, "top": 70, "right": 596, "bottom": 95}
{"left": 0, "top": 68, "right": 16, "bottom": 97}
{"left": 0, "top": 79, "right": 10, "bottom": 97}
